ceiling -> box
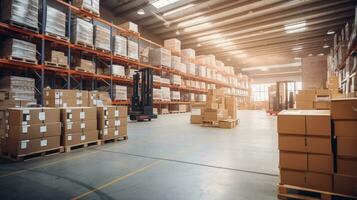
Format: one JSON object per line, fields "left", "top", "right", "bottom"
{"left": 102, "top": 0, "right": 356, "bottom": 78}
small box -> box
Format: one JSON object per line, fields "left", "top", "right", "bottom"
{"left": 337, "top": 157, "right": 357, "bottom": 176}
{"left": 119, "top": 21, "right": 138, "bottom": 33}
{"left": 278, "top": 135, "right": 306, "bottom": 152}
{"left": 333, "top": 174, "right": 357, "bottom": 196}
{"left": 190, "top": 115, "right": 202, "bottom": 124}
{"left": 331, "top": 98, "right": 357, "bottom": 120}
{"left": 334, "top": 120, "right": 357, "bottom": 137}
{"left": 277, "top": 110, "right": 306, "bottom": 135}
{"left": 337, "top": 137, "right": 357, "bottom": 157}
{"left": 279, "top": 152, "right": 307, "bottom": 171}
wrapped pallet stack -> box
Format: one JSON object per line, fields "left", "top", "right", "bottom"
{"left": 72, "top": 18, "right": 94, "bottom": 47}
{"left": 149, "top": 48, "right": 171, "bottom": 67}
{"left": 164, "top": 38, "right": 181, "bottom": 54}
{"left": 94, "top": 24, "right": 111, "bottom": 52}
{"left": 97, "top": 106, "right": 128, "bottom": 142}
{"left": 45, "top": 6, "right": 66, "bottom": 38}
{"left": 0, "top": 76, "right": 36, "bottom": 108}
{"left": 114, "top": 35, "right": 127, "bottom": 57}
{"left": 112, "top": 85, "right": 127, "bottom": 101}
{"left": 128, "top": 38, "right": 139, "bottom": 60}
{"left": 0, "top": 38, "right": 37, "bottom": 63}
{"left": 73, "top": 0, "right": 100, "bottom": 16}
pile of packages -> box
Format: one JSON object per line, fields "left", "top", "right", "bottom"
{"left": 190, "top": 89, "right": 238, "bottom": 129}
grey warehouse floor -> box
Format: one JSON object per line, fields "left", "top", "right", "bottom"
{"left": 0, "top": 110, "right": 279, "bottom": 200}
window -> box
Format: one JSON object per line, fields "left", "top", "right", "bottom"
{"left": 151, "top": 0, "right": 181, "bottom": 9}
{"left": 252, "top": 83, "right": 272, "bottom": 101}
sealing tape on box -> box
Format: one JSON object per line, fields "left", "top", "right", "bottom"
{"left": 40, "top": 139, "right": 47, "bottom": 147}
{"left": 80, "top": 112, "right": 85, "bottom": 119}
{"left": 39, "top": 112, "right": 45, "bottom": 121}
{"left": 20, "top": 140, "right": 29, "bottom": 149}
{"left": 40, "top": 125, "right": 47, "bottom": 133}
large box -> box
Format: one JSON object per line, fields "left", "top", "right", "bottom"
{"left": 308, "top": 154, "right": 333, "bottom": 174}
{"left": 190, "top": 115, "right": 202, "bottom": 124}
{"left": 62, "top": 120, "right": 97, "bottom": 134}
{"left": 280, "top": 170, "right": 332, "bottom": 192}
{"left": 46, "top": 6, "right": 66, "bottom": 38}
{"left": 73, "top": 0, "right": 100, "bottom": 16}
{"left": 97, "top": 106, "right": 127, "bottom": 119}
{"left": 149, "top": 48, "right": 171, "bottom": 67}
{"left": 337, "top": 137, "right": 357, "bottom": 157}
{"left": 60, "top": 107, "right": 97, "bottom": 122}
{"left": 337, "top": 157, "right": 357, "bottom": 176}
{"left": 277, "top": 110, "right": 306, "bottom": 135}
{"left": 164, "top": 38, "right": 181, "bottom": 53}
{"left": 128, "top": 39, "right": 138, "bottom": 60}
{"left": 94, "top": 24, "right": 111, "bottom": 51}
{"left": 333, "top": 174, "right": 357, "bottom": 196}
{"left": 306, "top": 110, "right": 331, "bottom": 136}
{"left": 6, "top": 122, "right": 61, "bottom": 140}
{"left": 334, "top": 120, "right": 357, "bottom": 137}
{"left": 279, "top": 152, "right": 307, "bottom": 171}
{"left": 113, "top": 85, "right": 127, "bottom": 101}
{"left": 4, "top": 136, "right": 61, "bottom": 156}
{"left": 62, "top": 130, "right": 98, "bottom": 146}
{"left": 331, "top": 98, "right": 357, "bottom": 120}
{"left": 6, "top": 107, "right": 60, "bottom": 125}
{"left": 119, "top": 21, "right": 138, "bottom": 33}
{"left": 114, "top": 35, "right": 127, "bottom": 57}
{"left": 0, "top": 38, "right": 37, "bottom": 62}
{"left": 71, "top": 17, "right": 93, "bottom": 46}
{"left": 0, "top": 0, "right": 39, "bottom": 29}
{"left": 278, "top": 135, "right": 306, "bottom": 152}
{"left": 203, "top": 109, "right": 228, "bottom": 122}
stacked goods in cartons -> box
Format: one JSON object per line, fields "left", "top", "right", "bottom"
{"left": 153, "top": 75, "right": 161, "bottom": 83}
{"left": 197, "top": 66, "right": 207, "bottom": 77}
{"left": 0, "top": 76, "right": 36, "bottom": 108}
{"left": 45, "top": 50, "right": 68, "bottom": 67}
{"left": 170, "top": 75, "right": 181, "bottom": 85}
{"left": 97, "top": 106, "right": 127, "bottom": 141}
{"left": 153, "top": 88, "right": 162, "bottom": 100}
{"left": 1, "top": 108, "right": 61, "bottom": 157}
{"left": 171, "top": 56, "right": 181, "bottom": 69}
{"left": 164, "top": 38, "right": 181, "bottom": 54}
{"left": 74, "top": 58, "right": 95, "bottom": 73}
{"left": 327, "top": 75, "right": 342, "bottom": 98}
{"left": 278, "top": 110, "right": 334, "bottom": 192}
{"left": 170, "top": 91, "right": 180, "bottom": 100}
{"left": 0, "top": 0, "right": 39, "bottom": 30}
{"left": 160, "top": 77, "right": 170, "bottom": 84}
{"left": 119, "top": 22, "right": 138, "bottom": 33}
{"left": 187, "top": 63, "right": 196, "bottom": 75}
{"left": 72, "top": 18, "right": 93, "bottom": 46}
{"left": 196, "top": 94, "right": 206, "bottom": 102}
{"left": 73, "top": 0, "right": 100, "bottom": 16}
{"left": 114, "top": 35, "right": 127, "bottom": 57}
{"left": 200, "top": 82, "right": 206, "bottom": 90}
{"left": 331, "top": 98, "right": 357, "bottom": 196}
{"left": 44, "top": 89, "right": 88, "bottom": 107}
{"left": 149, "top": 48, "right": 171, "bottom": 67}
{"left": 46, "top": 6, "right": 66, "bottom": 38}
{"left": 190, "top": 104, "right": 205, "bottom": 124}
{"left": 60, "top": 107, "right": 98, "bottom": 148}
{"left": 224, "top": 96, "right": 237, "bottom": 120}
{"left": 98, "top": 91, "right": 112, "bottom": 105}
{"left": 94, "top": 24, "right": 111, "bottom": 52}
{"left": 127, "top": 38, "right": 138, "bottom": 60}
{"left": 314, "top": 89, "right": 331, "bottom": 110}
{"left": 112, "top": 85, "right": 127, "bottom": 101}
{"left": 161, "top": 87, "right": 171, "bottom": 101}
{"left": 189, "top": 93, "right": 195, "bottom": 101}
{"left": 169, "top": 104, "right": 186, "bottom": 113}
{"left": 0, "top": 38, "right": 37, "bottom": 62}
{"left": 296, "top": 90, "right": 316, "bottom": 109}
{"left": 104, "top": 65, "right": 125, "bottom": 77}
{"left": 203, "top": 89, "right": 228, "bottom": 122}
{"left": 181, "top": 49, "right": 195, "bottom": 64}
{"left": 126, "top": 68, "right": 137, "bottom": 79}
{"left": 302, "top": 56, "right": 327, "bottom": 90}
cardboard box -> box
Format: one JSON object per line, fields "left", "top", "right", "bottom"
{"left": 6, "top": 108, "right": 60, "bottom": 125}
{"left": 60, "top": 107, "right": 97, "bottom": 122}
{"left": 278, "top": 135, "right": 306, "bottom": 152}
{"left": 6, "top": 136, "right": 60, "bottom": 155}
{"left": 296, "top": 94, "right": 316, "bottom": 101}
{"left": 331, "top": 98, "right": 357, "bottom": 120}
{"left": 280, "top": 169, "right": 305, "bottom": 188}
{"left": 203, "top": 109, "right": 228, "bottom": 122}
{"left": 314, "top": 101, "right": 330, "bottom": 110}
{"left": 97, "top": 106, "right": 127, "bottom": 119}
{"left": 337, "top": 137, "right": 357, "bottom": 157}
{"left": 316, "top": 89, "right": 330, "bottom": 96}
{"left": 279, "top": 152, "right": 307, "bottom": 170}
{"left": 337, "top": 157, "right": 357, "bottom": 176}
{"left": 98, "top": 117, "right": 127, "bottom": 130}
{"left": 306, "top": 136, "right": 332, "bottom": 154}
{"left": 190, "top": 115, "right": 202, "bottom": 124}
{"left": 334, "top": 120, "right": 357, "bottom": 137}
{"left": 62, "top": 130, "right": 98, "bottom": 146}
{"left": 306, "top": 172, "right": 332, "bottom": 192}
{"left": 218, "top": 120, "right": 236, "bottom": 129}
{"left": 98, "top": 126, "right": 127, "bottom": 140}
{"left": 308, "top": 154, "right": 333, "bottom": 174}
{"left": 298, "top": 90, "right": 316, "bottom": 95}
{"left": 7, "top": 122, "right": 61, "bottom": 140}
{"left": 296, "top": 101, "right": 314, "bottom": 110}
{"left": 62, "top": 120, "right": 97, "bottom": 134}
{"left": 306, "top": 110, "right": 331, "bottom": 136}
{"left": 333, "top": 174, "right": 357, "bottom": 196}
{"left": 277, "top": 110, "right": 306, "bottom": 134}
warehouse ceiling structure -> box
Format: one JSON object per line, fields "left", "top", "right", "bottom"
{"left": 103, "top": 0, "right": 356, "bottom": 78}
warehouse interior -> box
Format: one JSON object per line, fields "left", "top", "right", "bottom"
{"left": 0, "top": 0, "right": 356, "bottom": 199}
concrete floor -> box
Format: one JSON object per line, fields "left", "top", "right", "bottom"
{"left": 0, "top": 110, "right": 279, "bottom": 200}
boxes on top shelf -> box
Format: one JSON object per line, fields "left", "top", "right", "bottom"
{"left": 119, "top": 21, "right": 138, "bottom": 33}
{"left": 71, "top": 17, "right": 94, "bottom": 47}
{"left": 0, "top": 0, "right": 39, "bottom": 30}
{"left": 164, "top": 38, "right": 181, "bottom": 54}
{"left": 170, "top": 75, "right": 181, "bottom": 85}
{"left": 170, "top": 91, "right": 180, "bottom": 100}
{"left": 73, "top": 0, "right": 100, "bottom": 16}
{"left": 128, "top": 38, "right": 139, "bottom": 60}
{"left": 112, "top": 85, "right": 127, "bottom": 101}
{"left": 104, "top": 65, "right": 125, "bottom": 77}
{"left": 171, "top": 56, "right": 181, "bottom": 69}
{"left": 114, "top": 35, "right": 127, "bottom": 57}
{"left": 94, "top": 24, "right": 111, "bottom": 52}
{"left": 0, "top": 38, "right": 37, "bottom": 62}
{"left": 149, "top": 48, "right": 171, "bottom": 67}
{"left": 161, "top": 87, "right": 171, "bottom": 101}
{"left": 181, "top": 49, "right": 195, "bottom": 64}
{"left": 46, "top": 6, "right": 66, "bottom": 38}
{"left": 153, "top": 88, "right": 162, "bottom": 100}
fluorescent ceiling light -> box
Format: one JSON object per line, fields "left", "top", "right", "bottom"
{"left": 175, "top": 30, "right": 180, "bottom": 35}
{"left": 318, "top": 53, "right": 324, "bottom": 56}
{"left": 229, "top": 50, "right": 243, "bottom": 54}
{"left": 285, "top": 27, "right": 306, "bottom": 34}
{"left": 178, "top": 16, "right": 208, "bottom": 27}
{"left": 197, "top": 43, "right": 201, "bottom": 47}
{"left": 323, "top": 44, "right": 329, "bottom": 48}
{"left": 284, "top": 21, "right": 306, "bottom": 34}
{"left": 137, "top": 9, "right": 145, "bottom": 15}
{"left": 183, "top": 22, "right": 212, "bottom": 32}
{"left": 261, "top": 67, "right": 269, "bottom": 72}
{"left": 209, "top": 39, "right": 229, "bottom": 45}
{"left": 291, "top": 46, "right": 303, "bottom": 51}
{"left": 162, "top": 4, "right": 194, "bottom": 16}
{"left": 327, "top": 30, "right": 335, "bottom": 35}
{"left": 242, "top": 62, "right": 301, "bottom": 71}
{"left": 215, "top": 41, "right": 235, "bottom": 47}
{"left": 151, "top": 0, "right": 181, "bottom": 9}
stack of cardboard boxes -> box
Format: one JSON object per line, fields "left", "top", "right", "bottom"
{"left": 331, "top": 98, "right": 357, "bottom": 196}
{"left": 60, "top": 107, "right": 98, "bottom": 150}
{"left": 44, "top": 89, "right": 88, "bottom": 107}
{"left": 97, "top": 106, "right": 128, "bottom": 141}
{"left": 314, "top": 89, "right": 331, "bottom": 110}
{"left": 0, "top": 76, "right": 36, "bottom": 108}
{"left": 2, "top": 108, "right": 62, "bottom": 157}
{"left": 278, "top": 110, "right": 333, "bottom": 192}
{"left": 295, "top": 90, "right": 316, "bottom": 109}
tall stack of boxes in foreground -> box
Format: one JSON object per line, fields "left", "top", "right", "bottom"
{"left": 278, "top": 98, "right": 357, "bottom": 197}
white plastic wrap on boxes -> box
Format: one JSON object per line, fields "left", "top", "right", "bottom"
{"left": 196, "top": 94, "right": 206, "bottom": 102}
{"left": 94, "top": 25, "right": 111, "bottom": 51}
{"left": 153, "top": 75, "right": 161, "bottom": 83}
{"left": 149, "top": 48, "right": 171, "bottom": 67}
{"left": 2, "top": 38, "right": 37, "bottom": 61}
{"left": 206, "top": 68, "right": 212, "bottom": 79}
{"left": 170, "top": 91, "right": 180, "bottom": 100}
{"left": 73, "top": 0, "right": 100, "bottom": 16}
{"left": 216, "top": 60, "right": 224, "bottom": 68}
{"left": 170, "top": 75, "right": 181, "bottom": 85}
{"left": 119, "top": 21, "right": 138, "bottom": 33}
{"left": 104, "top": 65, "right": 125, "bottom": 76}
{"left": 161, "top": 87, "right": 171, "bottom": 101}
{"left": 164, "top": 38, "right": 181, "bottom": 53}
{"left": 46, "top": 6, "right": 66, "bottom": 38}
{"left": 177, "top": 63, "right": 186, "bottom": 73}
{"left": 1, "top": 0, "right": 39, "bottom": 29}
{"left": 72, "top": 18, "right": 93, "bottom": 46}
{"left": 200, "top": 82, "right": 206, "bottom": 89}
{"left": 113, "top": 85, "right": 127, "bottom": 100}
{"left": 181, "top": 49, "right": 195, "bottom": 61}
{"left": 128, "top": 39, "right": 138, "bottom": 60}
{"left": 114, "top": 35, "right": 127, "bottom": 57}
{"left": 187, "top": 63, "right": 196, "bottom": 75}
{"left": 153, "top": 88, "right": 162, "bottom": 100}
{"left": 197, "top": 66, "right": 206, "bottom": 77}
{"left": 171, "top": 56, "right": 181, "bottom": 69}
{"left": 189, "top": 93, "right": 195, "bottom": 101}
{"left": 160, "top": 78, "right": 170, "bottom": 84}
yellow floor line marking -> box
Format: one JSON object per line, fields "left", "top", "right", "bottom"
{"left": 72, "top": 144, "right": 200, "bottom": 200}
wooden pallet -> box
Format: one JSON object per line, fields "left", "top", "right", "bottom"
{"left": 218, "top": 119, "right": 239, "bottom": 129}
{"left": 202, "top": 120, "right": 219, "bottom": 127}
{"left": 74, "top": 67, "right": 95, "bottom": 74}
{"left": 278, "top": 184, "right": 357, "bottom": 200}
{"left": 95, "top": 47, "right": 111, "bottom": 54}
{"left": 101, "top": 136, "right": 128, "bottom": 144}
{"left": 1, "top": 146, "right": 64, "bottom": 161}
{"left": 45, "top": 32, "right": 69, "bottom": 42}
{"left": 45, "top": 61, "right": 68, "bottom": 69}
{"left": 114, "top": 54, "right": 128, "bottom": 59}
{"left": 64, "top": 140, "right": 101, "bottom": 153}
{"left": 8, "top": 56, "right": 37, "bottom": 65}
{"left": 74, "top": 41, "right": 94, "bottom": 49}
{"left": 80, "top": 6, "right": 100, "bottom": 17}
{"left": 8, "top": 20, "right": 39, "bottom": 33}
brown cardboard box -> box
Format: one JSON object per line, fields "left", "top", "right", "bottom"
{"left": 218, "top": 120, "right": 236, "bottom": 129}
{"left": 277, "top": 110, "right": 306, "bottom": 134}
{"left": 337, "top": 157, "right": 357, "bottom": 176}
{"left": 296, "top": 101, "right": 314, "bottom": 110}
{"left": 225, "top": 96, "right": 237, "bottom": 119}
{"left": 334, "top": 120, "right": 357, "bottom": 137}
{"left": 7, "top": 122, "right": 61, "bottom": 140}
{"left": 278, "top": 135, "right": 306, "bottom": 152}
{"left": 314, "top": 101, "right": 330, "bottom": 110}
{"left": 60, "top": 107, "right": 97, "bottom": 122}
{"left": 6, "top": 136, "right": 60, "bottom": 155}
{"left": 337, "top": 137, "right": 357, "bottom": 157}
{"left": 298, "top": 90, "right": 316, "bottom": 95}
{"left": 62, "top": 130, "right": 98, "bottom": 146}
{"left": 316, "top": 89, "right": 330, "bottom": 96}
{"left": 306, "top": 172, "right": 333, "bottom": 192}
{"left": 306, "top": 136, "right": 332, "bottom": 154}
{"left": 306, "top": 110, "right": 331, "bottom": 136}
{"left": 98, "top": 117, "right": 127, "bottom": 130}
{"left": 296, "top": 94, "right": 316, "bottom": 102}
{"left": 308, "top": 154, "right": 333, "bottom": 174}
{"left": 6, "top": 108, "right": 60, "bottom": 125}
{"left": 279, "top": 152, "right": 307, "bottom": 170}
{"left": 190, "top": 115, "right": 202, "bottom": 124}
{"left": 88, "top": 91, "right": 98, "bottom": 107}
{"left": 331, "top": 98, "right": 357, "bottom": 120}
{"left": 97, "top": 106, "right": 128, "bottom": 119}
{"left": 62, "top": 120, "right": 98, "bottom": 134}
{"left": 203, "top": 109, "right": 227, "bottom": 122}
{"left": 99, "top": 126, "right": 127, "bottom": 140}
{"left": 280, "top": 169, "right": 305, "bottom": 188}
{"left": 333, "top": 174, "right": 357, "bottom": 196}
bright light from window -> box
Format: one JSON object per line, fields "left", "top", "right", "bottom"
{"left": 151, "top": 0, "right": 182, "bottom": 9}
{"left": 163, "top": 4, "right": 194, "bottom": 16}
{"left": 183, "top": 22, "right": 212, "bottom": 32}
{"left": 284, "top": 21, "right": 306, "bottom": 34}
{"left": 215, "top": 41, "right": 234, "bottom": 47}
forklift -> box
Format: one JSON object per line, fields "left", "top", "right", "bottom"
{"left": 129, "top": 68, "right": 157, "bottom": 121}
{"left": 267, "top": 81, "right": 296, "bottom": 115}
